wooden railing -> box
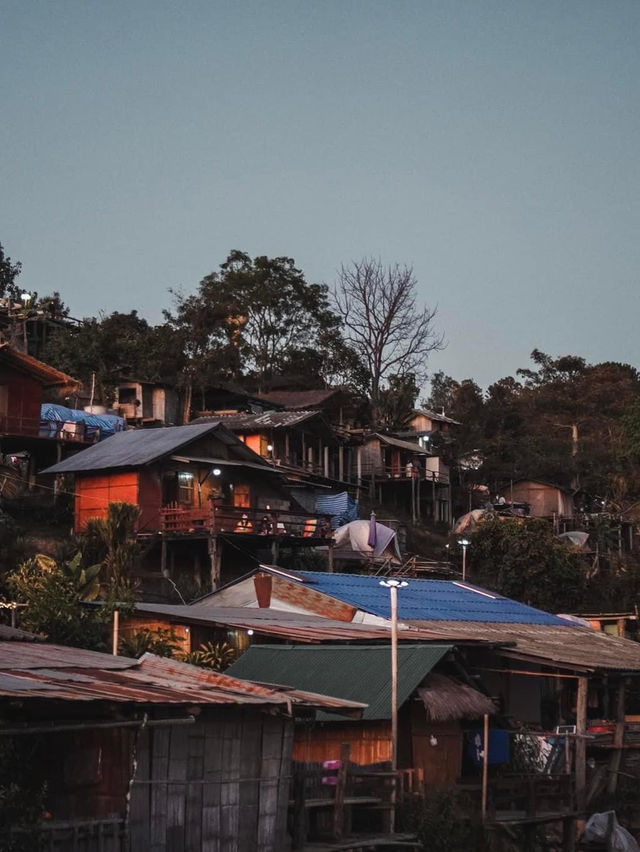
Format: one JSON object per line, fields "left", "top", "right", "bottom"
{"left": 159, "top": 503, "right": 334, "bottom": 539}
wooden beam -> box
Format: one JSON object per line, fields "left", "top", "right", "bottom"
{"left": 575, "top": 676, "right": 588, "bottom": 827}
{"left": 607, "top": 678, "right": 626, "bottom": 795}
{"left": 482, "top": 713, "right": 489, "bottom": 822}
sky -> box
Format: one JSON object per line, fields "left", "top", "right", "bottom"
{"left": 1, "top": 1, "right": 639, "bottom": 390}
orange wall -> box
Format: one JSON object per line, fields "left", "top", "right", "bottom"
{"left": 293, "top": 721, "right": 392, "bottom": 765}
{"left": 75, "top": 472, "right": 139, "bottom": 531}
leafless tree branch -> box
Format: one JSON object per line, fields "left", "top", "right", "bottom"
{"left": 333, "top": 258, "right": 444, "bottom": 424}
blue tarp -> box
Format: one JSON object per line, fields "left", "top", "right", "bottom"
{"left": 315, "top": 491, "right": 359, "bottom": 529}
{"left": 40, "top": 403, "right": 125, "bottom": 441}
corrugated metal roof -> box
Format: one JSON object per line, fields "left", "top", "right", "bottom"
{"left": 132, "top": 602, "right": 445, "bottom": 643}
{"left": 414, "top": 408, "right": 461, "bottom": 426}
{"left": 0, "top": 624, "right": 42, "bottom": 642}
{"left": 42, "top": 422, "right": 226, "bottom": 474}
{"left": 0, "top": 641, "right": 366, "bottom": 714}
{"left": 291, "top": 571, "right": 572, "bottom": 626}
{"left": 227, "top": 644, "right": 451, "bottom": 720}
{"left": 195, "top": 411, "right": 321, "bottom": 429}
{"left": 403, "top": 620, "right": 640, "bottom": 673}
{"left": 0, "top": 343, "right": 79, "bottom": 389}
{"left": 368, "top": 433, "right": 430, "bottom": 455}
{"left": 256, "top": 390, "right": 340, "bottom": 411}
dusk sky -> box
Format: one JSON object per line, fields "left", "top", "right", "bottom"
{"left": 2, "top": 1, "right": 639, "bottom": 390}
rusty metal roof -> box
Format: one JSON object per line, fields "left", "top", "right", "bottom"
{"left": 132, "top": 602, "right": 446, "bottom": 643}
{"left": 0, "top": 343, "right": 79, "bottom": 390}
{"left": 0, "top": 641, "right": 365, "bottom": 714}
{"left": 404, "top": 620, "right": 640, "bottom": 673}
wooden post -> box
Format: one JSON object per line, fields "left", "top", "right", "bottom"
{"left": 324, "top": 446, "right": 329, "bottom": 479}
{"left": 333, "top": 743, "right": 350, "bottom": 841}
{"left": 338, "top": 445, "right": 344, "bottom": 481}
{"left": 576, "top": 676, "right": 588, "bottom": 828}
{"left": 271, "top": 539, "right": 280, "bottom": 565}
{"left": 481, "top": 713, "right": 489, "bottom": 821}
{"left": 292, "top": 763, "right": 306, "bottom": 850}
{"left": 327, "top": 541, "right": 334, "bottom": 573}
{"left": 112, "top": 610, "right": 119, "bottom": 656}
{"left": 160, "top": 537, "right": 168, "bottom": 577}
{"left": 208, "top": 535, "right": 221, "bottom": 589}
{"left": 607, "top": 678, "right": 626, "bottom": 795}
{"left": 356, "top": 447, "right": 362, "bottom": 486}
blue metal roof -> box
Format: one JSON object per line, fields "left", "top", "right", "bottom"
{"left": 295, "top": 571, "right": 573, "bottom": 626}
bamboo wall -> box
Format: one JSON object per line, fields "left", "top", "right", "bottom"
{"left": 129, "top": 707, "right": 293, "bottom": 852}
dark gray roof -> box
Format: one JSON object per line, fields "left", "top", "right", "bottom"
{"left": 42, "top": 422, "right": 230, "bottom": 474}
{"left": 194, "top": 410, "right": 321, "bottom": 429}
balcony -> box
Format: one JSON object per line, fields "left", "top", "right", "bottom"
{"left": 159, "top": 503, "right": 334, "bottom": 539}
{"left": 0, "top": 414, "right": 100, "bottom": 442}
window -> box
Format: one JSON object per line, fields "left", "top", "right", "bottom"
{"left": 178, "top": 472, "right": 194, "bottom": 506}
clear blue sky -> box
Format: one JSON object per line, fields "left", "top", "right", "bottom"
{"left": 2, "top": 1, "right": 639, "bottom": 389}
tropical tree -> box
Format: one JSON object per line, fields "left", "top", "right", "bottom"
{"left": 168, "top": 250, "right": 351, "bottom": 401}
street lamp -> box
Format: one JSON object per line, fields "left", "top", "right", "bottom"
{"left": 379, "top": 579, "right": 408, "bottom": 772}
{"left": 380, "top": 578, "right": 408, "bottom": 833}
{"left": 458, "top": 538, "right": 470, "bottom": 580}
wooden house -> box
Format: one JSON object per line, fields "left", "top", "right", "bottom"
{"left": 0, "top": 345, "right": 104, "bottom": 499}
{"left": 0, "top": 343, "right": 78, "bottom": 439}
{"left": 201, "top": 567, "right": 640, "bottom": 821}
{"left": 194, "top": 411, "right": 362, "bottom": 511}
{"left": 507, "top": 479, "right": 575, "bottom": 518}
{"left": 0, "top": 629, "right": 361, "bottom": 852}
{"left": 43, "top": 423, "right": 333, "bottom": 589}
{"left": 228, "top": 643, "right": 495, "bottom": 787}
{"left": 409, "top": 407, "right": 461, "bottom": 437}
{"left": 116, "top": 379, "right": 180, "bottom": 426}
{"left": 358, "top": 432, "right": 451, "bottom": 523}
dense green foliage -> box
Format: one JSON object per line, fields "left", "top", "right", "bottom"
{"left": 427, "top": 350, "right": 640, "bottom": 506}
{"left": 467, "top": 518, "right": 586, "bottom": 612}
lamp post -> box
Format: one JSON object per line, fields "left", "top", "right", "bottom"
{"left": 379, "top": 579, "right": 408, "bottom": 771}
{"left": 458, "top": 538, "right": 470, "bottom": 580}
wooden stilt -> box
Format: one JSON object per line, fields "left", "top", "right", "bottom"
{"left": 576, "top": 676, "right": 588, "bottom": 831}
{"left": 208, "top": 535, "right": 221, "bottom": 589}
{"left": 607, "top": 678, "right": 626, "bottom": 795}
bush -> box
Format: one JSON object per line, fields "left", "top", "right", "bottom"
{"left": 398, "top": 790, "right": 489, "bottom": 852}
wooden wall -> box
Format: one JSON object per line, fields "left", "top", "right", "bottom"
{"left": 409, "top": 702, "right": 463, "bottom": 788}
{"left": 75, "top": 472, "right": 139, "bottom": 531}
{"left": 293, "top": 721, "right": 392, "bottom": 765}
{"left": 0, "top": 364, "right": 42, "bottom": 434}
{"left": 129, "top": 708, "right": 293, "bottom": 852}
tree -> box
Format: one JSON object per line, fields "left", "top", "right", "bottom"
{"left": 467, "top": 517, "right": 586, "bottom": 612}
{"left": 377, "top": 373, "right": 420, "bottom": 430}
{"left": 333, "top": 259, "right": 444, "bottom": 425}
{"left": 168, "top": 250, "right": 356, "bottom": 409}
{"left": 45, "top": 311, "right": 185, "bottom": 405}
{"left": 0, "top": 241, "right": 23, "bottom": 301}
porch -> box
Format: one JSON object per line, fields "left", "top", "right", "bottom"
{"left": 159, "top": 503, "right": 334, "bottom": 540}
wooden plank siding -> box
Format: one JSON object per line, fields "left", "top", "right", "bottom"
{"left": 128, "top": 709, "right": 294, "bottom": 852}
{"left": 75, "top": 472, "right": 140, "bottom": 531}
{"left": 293, "top": 721, "right": 392, "bottom": 766}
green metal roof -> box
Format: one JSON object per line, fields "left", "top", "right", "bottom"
{"left": 227, "top": 644, "right": 452, "bottom": 721}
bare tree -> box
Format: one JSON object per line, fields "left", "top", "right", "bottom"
{"left": 333, "top": 258, "right": 444, "bottom": 425}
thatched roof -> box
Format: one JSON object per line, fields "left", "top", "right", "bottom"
{"left": 417, "top": 673, "right": 496, "bottom": 722}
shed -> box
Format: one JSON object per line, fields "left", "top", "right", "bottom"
{"left": 508, "top": 479, "right": 575, "bottom": 518}
{"left": 0, "top": 637, "right": 363, "bottom": 852}
{"left": 228, "top": 643, "right": 495, "bottom": 787}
